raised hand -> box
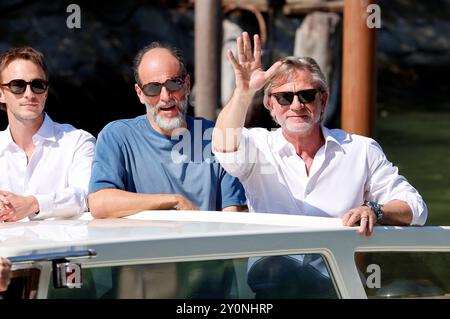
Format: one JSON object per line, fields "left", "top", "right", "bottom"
{"left": 227, "top": 32, "right": 281, "bottom": 94}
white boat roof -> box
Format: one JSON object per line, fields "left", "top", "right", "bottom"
{"left": 0, "top": 211, "right": 340, "bottom": 253}
{"left": 1, "top": 211, "right": 450, "bottom": 261}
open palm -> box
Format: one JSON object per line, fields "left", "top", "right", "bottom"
{"left": 227, "top": 32, "right": 281, "bottom": 93}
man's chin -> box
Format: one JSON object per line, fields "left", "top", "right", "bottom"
{"left": 154, "top": 115, "right": 185, "bottom": 131}
{"left": 12, "top": 110, "right": 43, "bottom": 121}
{"left": 283, "top": 122, "right": 314, "bottom": 134}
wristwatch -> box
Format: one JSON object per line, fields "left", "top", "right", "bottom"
{"left": 363, "top": 201, "right": 383, "bottom": 222}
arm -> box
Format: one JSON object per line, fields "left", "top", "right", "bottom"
{"left": 222, "top": 205, "right": 248, "bottom": 212}
{"left": 217, "top": 165, "right": 247, "bottom": 212}
{"left": 88, "top": 123, "right": 198, "bottom": 219}
{"left": 342, "top": 140, "right": 427, "bottom": 237}
{"left": 365, "top": 140, "right": 427, "bottom": 225}
{"left": 0, "top": 132, "right": 94, "bottom": 222}
{"left": 88, "top": 189, "right": 198, "bottom": 218}
{"left": 31, "top": 131, "right": 96, "bottom": 219}
{"left": 342, "top": 199, "right": 412, "bottom": 237}
{"left": 212, "top": 32, "right": 281, "bottom": 153}
{"left": 377, "top": 199, "right": 412, "bottom": 224}
{"left": 0, "top": 257, "right": 11, "bottom": 292}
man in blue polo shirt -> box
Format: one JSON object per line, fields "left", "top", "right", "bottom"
{"left": 88, "top": 42, "right": 246, "bottom": 218}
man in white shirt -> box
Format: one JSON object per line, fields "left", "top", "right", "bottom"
{"left": 213, "top": 32, "right": 427, "bottom": 234}
{"left": 212, "top": 33, "right": 428, "bottom": 297}
{"left": 0, "top": 46, "right": 95, "bottom": 221}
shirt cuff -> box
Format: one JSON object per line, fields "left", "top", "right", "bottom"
{"left": 388, "top": 194, "right": 428, "bottom": 226}
{"left": 212, "top": 134, "right": 249, "bottom": 165}
{"left": 29, "top": 194, "right": 54, "bottom": 220}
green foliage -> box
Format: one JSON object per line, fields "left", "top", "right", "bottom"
{"left": 376, "top": 110, "right": 450, "bottom": 226}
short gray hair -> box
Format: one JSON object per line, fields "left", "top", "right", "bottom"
{"left": 133, "top": 41, "right": 187, "bottom": 86}
{"left": 263, "top": 56, "right": 328, "bottom": 109}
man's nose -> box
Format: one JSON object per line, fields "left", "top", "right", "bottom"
{"left": 290, "top": 95, "right": 304, "bottom": 110}
{"left": 23, "top": 84, "right": 37, "bottom": 98}
{"left": 159, "top": 86, "right": 171, "bottom": 102}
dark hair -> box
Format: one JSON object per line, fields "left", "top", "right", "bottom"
{"left": 133, "top": 41, "right": 187, "bottom": 86}
{"left": 0, "top": 46, "right": 48, "bottom": 111}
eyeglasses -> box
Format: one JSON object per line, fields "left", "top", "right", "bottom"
{"left": 271, "top": 89, "right": 321, "bottom": 106}
{"left": 0, "top": 79, "right": 49, "bottom": 94}
{"left": 140, "top": 77, "right": 185, "bottom": 97}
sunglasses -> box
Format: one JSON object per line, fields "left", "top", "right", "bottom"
{"left": 0, "top": 79, "right": 49, "bottom": 94}
{"left": 141, "top": 77, "right": 185, "bottom": 97}
{"left": 271, "top": 89, "right": 321, "bottom": 106}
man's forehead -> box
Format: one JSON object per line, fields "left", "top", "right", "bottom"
{"left": 138, "top": 48, "right": 181, "bottom": 82}
{"left": 1, "top": 58, "right": 45, "bottom": 79}
{"left": 272, "top": 70, "right": 314, "bottom": 91}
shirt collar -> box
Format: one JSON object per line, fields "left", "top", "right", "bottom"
{"left": 321, "top": 125, "right": 345, "bottom": 153}
{"left": 33, "top": 113, "right": 57, "bottom": 144}
{"left": 0, "top": 113, "right": 56, "bottom": 151}
{"left": 272, "top": 128, "right": 291, "bottom": 153}
{"left": 0, "top": 126, "right": 15, "bottom": 151}
{"left": 272, "top": 125, "right": 345, "bottom": 154}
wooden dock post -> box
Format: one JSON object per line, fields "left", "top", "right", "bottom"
{"left": 194, "top": 0, "right": 222, "bottom": 120}
{"left": 342, "top": 0, "right": 377, "bottom": 137}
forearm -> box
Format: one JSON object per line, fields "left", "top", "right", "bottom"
{"left": 213, "top": 88, "right": 255, "bottom": 152}
{"left": 32, "top": 132, "right": 95, "bottom": 220}
{"left": 222, "top": 205, "right": 248, "bottom": 212}
{"left": 88, "top": 189, "right": 181, "bottom": 218}
{"left": 380, "top": 199, "right": 413, "bottom": 225}
{"left": 31, "top": 189, "right": 88, "bottom": 220}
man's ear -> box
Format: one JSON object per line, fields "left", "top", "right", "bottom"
{"left": 263, "top": 94, "right": 277, "bottom": 119}
{"left": 264, "top": 94, "right": 275, "bottom": 115}
{"left": 263, "top": 94, "right": 272, "bottom": 110}
{"left": 0, "top": 89, "right": 5, "bottom": 104}
{"left": 134, "top": 83, "right": 145, "bottom": 104}
{"left": 321, "top": 91, "right": 328, "bottom": 113}
{"left": 184, "top": 75, "right": 191, "bottom": 96}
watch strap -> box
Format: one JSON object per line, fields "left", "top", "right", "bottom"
{"left": 363, "top": 201, "right": 383, "bottom": 221}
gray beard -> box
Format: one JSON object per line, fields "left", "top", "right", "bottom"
{"left": 145, "top": 92, "right": 189, "bottom": 131}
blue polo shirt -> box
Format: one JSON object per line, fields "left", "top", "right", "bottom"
{"left": 89, "top": 115, "right": 246, "bottom": 210}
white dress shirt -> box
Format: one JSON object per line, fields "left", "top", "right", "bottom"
{"left": 0, "top": 113, "right": 95, "bottom": 220}
{"left": 213, "top": 126, "right": 428, "bottom": 225}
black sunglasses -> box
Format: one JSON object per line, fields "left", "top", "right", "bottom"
{"left": 271, "top": 89, "right": 321, "bottom": 106}
{"left": 141, "top": 77, "right": 185, "bottom": 97}
{"left": 0, "top": 79, "right": 49, "bottom": 95}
